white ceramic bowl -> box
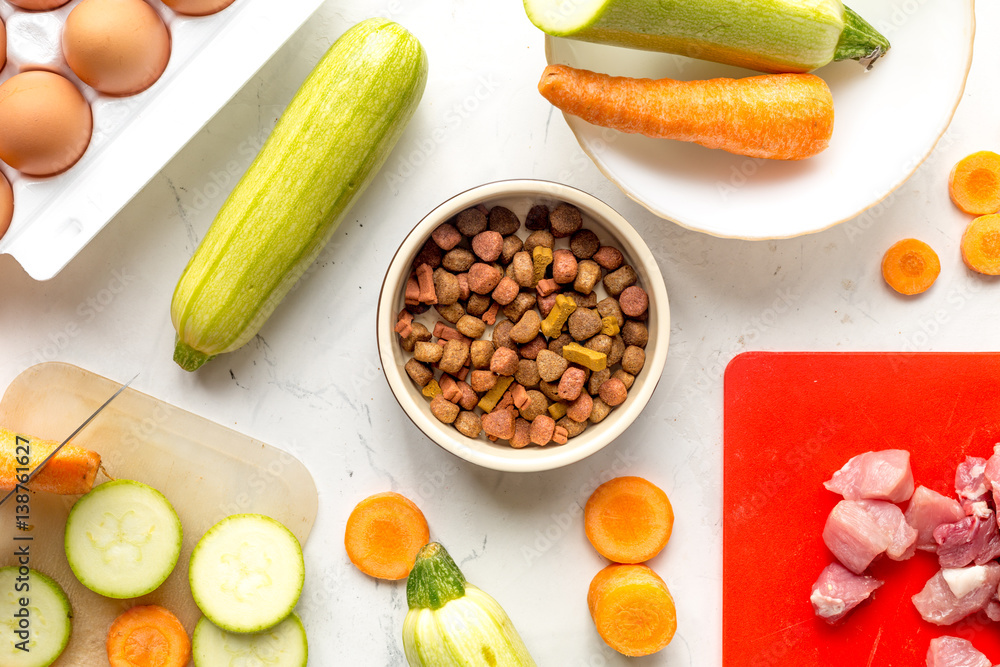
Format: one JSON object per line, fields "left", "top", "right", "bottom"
{"left": 377, "top": 180, "right": 669, "bottom": 472}
{"left": 544, "top": 0, "right": 976, "bottom": 239}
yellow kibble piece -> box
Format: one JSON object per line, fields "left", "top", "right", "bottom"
{"left": 548, "top": 402, "right": 569, "bottom": 420}
{"left": 540, "top": 294, "right": 577, "bottom": 338}
{"left": 422, "top": 379, "right": 443, "bottom": 399}
{"left": 477, "top": 375, "right": 515, "bottom": 413}
{"left": 532, "top": 246, "right": 554, "bottom": 285}
{"left": 600, "top": 316, "right": 620, "bottom": 337}
{"left": 562, "top": 342, "right": 607, "bottom": 372}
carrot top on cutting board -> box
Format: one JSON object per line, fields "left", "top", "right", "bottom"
{"left": 881, "top": 239, "right": 940, "bottom": 295}
{"left": 537, "top": 64, "right": 834, "bottom": 160}
{"left": 949, "top": 151, "right": 1000, "bottom": 216}
{"left": 106, "top": 605, "right": 190, "bottom": 667}
{"left": 345, "top": 491, "right": 430, "bottom": 580}
{"left": 0, "top": 427, "right": 101, "bottom": 495}
{"left": 585, "top": 475, "right": 674, "bottom": 563}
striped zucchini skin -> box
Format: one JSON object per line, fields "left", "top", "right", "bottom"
{"left": 171, "top": 18, "right": 427, "bottom": 371}
{"left": 526, "top": 0, "right": 878, "bottom": 73}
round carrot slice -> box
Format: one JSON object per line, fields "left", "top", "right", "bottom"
{"left": 881, "top": 239, "right": 940, "bottom": 295}
{"left": 949, "top": 151, "right": 1000, "bottom": 215}
{"left": 345, "top": 491, "right": 430, "bottom": 580}
{"left": 961, "top": 214, "right": 1000, "bottom": 275}
{"left": 585, "top": 476, "right": 674, "bottom": 564}
{"left": 588, "top": 563, "right": 677, "bottom": 657}
{"left": 106, "top": 605, "right": 190, "bottom": 667}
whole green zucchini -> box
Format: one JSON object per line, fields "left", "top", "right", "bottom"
{"left": 403, "top": 543, "right": 537, "bottom": 667}
{"left": 170, "top": 18, "right": 428, "bottom": 371}
{"left": 524, "top": 0, "right": 889, "bottom": 73}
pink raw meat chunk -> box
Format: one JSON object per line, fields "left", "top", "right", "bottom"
{"left": 906, "top": 486, "right": 967, "bottom": 552}
{"left": 984, "top": 445, "right": 1000, "bottom": 502}
{"left": 987, "top": 600, "right": 1000, "bottom": 622}
{"left": 956, "top": 456, "right": 991, "bottom": 514}
{"left": 912, "top": 562, "right": 1000, "bottom": 626}
{"left": 824, "top": 449, "right": 914, "bottom": 502}
{"left": 934, "top": 510, "right": 1000, "bottom": 568}
{"left": 926, "top": 636, "right": 991, "bottom": 667}
{"left": 810, "top": 562, "right": 883, "bottom": 624}
{"left": 823, "top": 500, "right": 891, "bottom": 574}
{"left": 859, "top": 499, "right": 918, "bottom": 561}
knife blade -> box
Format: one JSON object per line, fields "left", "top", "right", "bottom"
{"left": 0, "top": 372, "right": 138, "bottom": 506}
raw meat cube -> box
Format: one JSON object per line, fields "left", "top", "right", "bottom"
{"left": 956, "top": 456, "right": 991, "bottom": 513}
{"left": 912, "top": 562, "right": 1000, "bottom": 626}
{"left": 858, "top": 499, "right": 918, "bottom": 561}
{"left": 906, "top": 485, "right": 967, "bottom": 552}
{"left": 934, "top": 511, "right": 1000, "bottom": 568}
{"left": 926, "top": 636, "right": 991, "bottom": 667}
{"left": 824, "top": 449, "right": 914, "bottom": 503}
{"left": 810, "top": 562, "right": 883, "bottom": 624}
{"left": 823, "top": 500, "right": 891, "bottom": 574}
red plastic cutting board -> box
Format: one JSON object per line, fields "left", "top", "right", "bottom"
{"left": 724, "top": 352, "right": 1000, "bottom": 666}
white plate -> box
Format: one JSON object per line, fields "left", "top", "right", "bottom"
{"left": 545, "top": 0, "right": 976, "bottom": 239}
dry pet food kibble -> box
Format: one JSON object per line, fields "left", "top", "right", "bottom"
{"left": 397, "top": 199, "right": 653, "bottom": 449}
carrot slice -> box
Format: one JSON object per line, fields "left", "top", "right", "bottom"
{"left": 0, "top": 427, "right": 101, "bottom": 494}
{"left": 585, "top": 476, "right": 674, "bottom": 563}
{"left": 961, "top": 213, "right": 1000, "bottom": 275}
{"left": 106, "top": 605, "right": 190, "bottom": 667}
{"left": 345, "top": 491, "right": 430, "bottom": 580}
{"left": 949, "top": 151, "right": 1000, "bottom": 215}
{"left": 538, "top": 65, "right": 833, "bottom": 160}
{"left": 881, "top": 239, "right": 941, "bottom": 295}
{"left": 588, "top": 563, "right": 677, "bottom": 657}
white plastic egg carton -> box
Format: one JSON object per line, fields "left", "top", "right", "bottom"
{"left": 0, "top": 0, "right": 325, "bottom": 280}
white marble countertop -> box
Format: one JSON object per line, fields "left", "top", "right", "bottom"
{"left": 1, "top": 0, "right": 997, "bottom": 664}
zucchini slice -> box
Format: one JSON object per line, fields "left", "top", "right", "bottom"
{"left": 0, "top": 567, "right": 72, "bottom": 667}
{"left": 192, "top": 613, "right": 307, "bottom": 666}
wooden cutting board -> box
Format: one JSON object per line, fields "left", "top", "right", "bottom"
{"left": 724, "top": 352, "right": 1000, "bottom": 666}
{"left": 0, "top": 362, "right": 318, "bottom": 666}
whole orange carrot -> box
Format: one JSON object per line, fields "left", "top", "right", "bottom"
{"left": 0, "top": 428, "right": 101, "bottom": 495}
{"left": 538, "top": 64, "right": 834, "bottom": 160}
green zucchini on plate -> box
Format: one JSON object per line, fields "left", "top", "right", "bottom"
{"left": 524, "top": 0, "right": 889, "bottom": 73}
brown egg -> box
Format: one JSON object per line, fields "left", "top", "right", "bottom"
{"left": 8, "top": 0, "right": 72, "bottom": 9}
{"left": 0, "top": 172, "right": 12, "bottom": 241}
{"left": 160, "top": 0, "right": 236, "bottom": 16}
{"left": 0, "top": 72, "right": 93, "bottom": 177}
{"left": 64, "top": 0, "right": 172, "bottom": 97}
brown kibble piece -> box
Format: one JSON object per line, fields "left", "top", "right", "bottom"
{"left": 537, "top": 293, "right": 558, "bottom": 318}
{"left": 613, "top": 369, "right": 635, "bottom": 391}
{"left": 430, "top": 395, "right": 460, "bottom": 424}
{"left": 567, "top": 308, "right": 603, "bottom": 341}
{"left": 588, "top": 368, "right": 610, "bottom": 396}
{"left": 501, "top": 235, "right": 523, "bottom": 264}
{"left": 400, "top": 322, "right": 432, "bottom": 352}
{"left": 589, "top": 398, "right": 612, "bottom": 424}
{"left": 619, "top": 285, "right": 649, "bottom": 318}
{"left": 416, "top": 263, "right": 437, "bottom": 304}
{"left": 547, "top": 333, "right": 572, "bottom": 356}
{"left": 454, "top": 411, "right": 482, "bottom": 438}
{"left": 524, "top": 229, "right": 555, "bottom": 253}
{"left": 509, "top": 310, "right": 542, "bottom": 344}
{"left": 495, "top": 389, "right": 515, "bottom": 413}
{"left": 574, "top": 260, "right": 601, "bottom": 295}
{"left": 457, "top": 273, "right": 470, "bottom": 301}
{"left": 538, "top": 379, "right": 561, "bottom": 403}
{"left": 439, "top": 375, "right": 461, "bottom": 403}
{"left": 557, "top": 416, "right": 587, "bottom": 438}
{"left": 432, "top": 223, "right": 462, "bottom": 251}
{"left": 510, "top": 418, "right": 532, "bottom": 449}
{"left": 526, "top": 204, "right": 549, "bottom": 230}
{"left": 442, "top": 248, "right": 475, "bottom": 273}
{"left": 490, "top": 347, "right": 519, "bottom": 376}
{"left": 536, "top": 349, "right": 569, "bottom": 383}
{"left": 597, "top": 298, "right": 624, "bottom": 328}
{"left": 585, "top": 334, "right": 613, "bottom": 357}
{"left": 470, "top": 370, "right": 498, "bottom": 393}
{"left": 491, "top": 277, "right": 520, "bottom": 306}
{"left": 470, "top": 340, "right": 496, "bottom": 369}
{"left": 468, "top": 263, "right": 503, "bottom": 294}
{"left": 457, "top": 382, "right": 478, "bottom": 411}
{"left": 414, "top": 341, "right": 444, "bottom": 364}
{"left": 472, "top": 231, "right": 504, "bottom": 262}
{"left": 439, "top": 339, "right": 470, "bottom": 375}
{"left": 481, "top": 302, "right": 500, "bottom": 326}
{"left": 536, "top": 278, "right": 558, "bottom": 297}
{"left": 456, "top": 314, "right": 487, "bottom": 340}
{"left": 622, "top": 346, "right": 646, "bottom": 375}
{"left": 488, "top": 206, "right": 521, "bottom": 235}
{"left": 515, "top": 359, "right": 541, "bottom": 388}
{"left": 519, "top": 390, "right": 549, "bottom": 422}
{"left": 466, "top": 293, "right": 491, "bottom": 317}
{"left": 405, "top": 275, "right": 420, "bottom": 305}
{"left": 621, "top": 320, "right": 649, "bottom": 348}
{"left": 550, "top": 203, "right": 583, "bottom": 238}
{"left": 415, "top": 239, "right": 443, "bottom": 270}
{"left": 434, "top": 302, "right": 465, "bottom": 324}
{"left": 552, "top": 425, "right": 570, "bottom": 445}
{"left": 569, "top": 229, "right": 600, "bottom": 259}
{"left": 593, "top": 246, "right": 624, "bottom": 270}
{"left": 434, "top": 322, "right": 472, "bottom": 345}
{"left": 558, "top": 367, "right": 587, "bottom": 401}
{"left": 433, "top": 269, "right": 461, "bottom": 306}
{"left": 567, "top": 392, "right": 593, "bottom": 423}
{"left": 503, "top": 292, "right": 537, "bottom": 324}
{"left": 455, "top": 207, "right": 487, "bottom": 237}
{"left": 608, "top": 335, "right": 626, "bottom": 366}
{"left": 481, "top": 409, "right": 516, "bottom": 440}
{"left": 492, "top": 319, "right": 516, "bottom": 350}
{"left": 551, "top": 249, "right": 579, "bottom": 284}
{"left": 511, "top": 251, "right": 535, "bottom": 287}
{"left": 518, "top": 335, "right": 547, "bottom": 361}
{"left": 603, "top": 265, "right": 638, "bottom": 297}
{"left": 530, "top": 415, "right": 556, "bottom": 446}
{"left": 599, "top": 377, "right": 627, "bottom": 406}
{"left": 395, "top": 310, "right": 414, "bottom": 338}
{"left": 567, "top": 291, "right": 598, "bottom": 309}
{"left": 511, "top": 383, "right": 530, "bottom": 411}
{"left": 405, "top": 359, "right": 433, "bottom": 387}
